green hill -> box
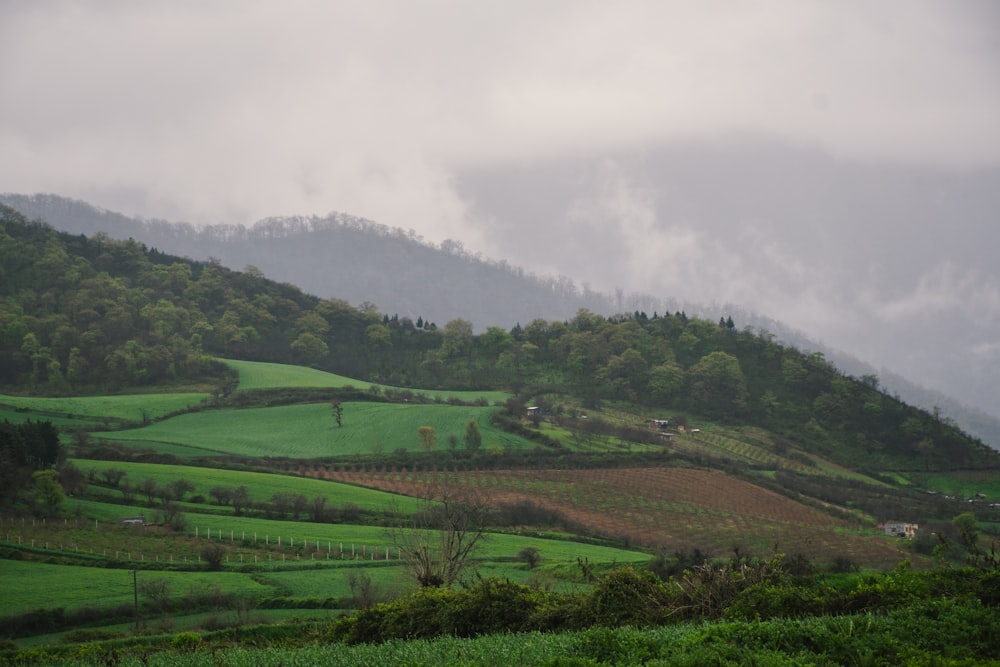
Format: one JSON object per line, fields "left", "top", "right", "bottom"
{"left": 2, "top": 203, "right": 1000, "bottom": 657}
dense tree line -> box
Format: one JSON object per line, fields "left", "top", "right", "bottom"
{"left": 0, "top": 419, "right": 62, "bottom": 506}
{"left": 1, "top": 206, "right": 993, "bottom": 472}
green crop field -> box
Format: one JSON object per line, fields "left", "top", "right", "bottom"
{"left": 93, "top": 402, "right": 531, "bottom": 458}
{"left": 175, "top": 514, "right": 648, "bottom": 565}
{"left": 0, "top": 560, "right": 274, "bottom": 616}
{"left": 0, "top": 393, "right": 211, "bottom": 423}
{"left": 915, "top": 471, "right": 1000, "bottom": 499}
{"left": 221, "top": 358, "right": 511, "bottom": 404}
{"left": 0, "top": 408, "right": 104, "bottom": 428}
{"left": 70, "top": 460, "right": 423, "bottom": 512}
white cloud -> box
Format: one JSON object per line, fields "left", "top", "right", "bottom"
{"left": 862, "top": 263, "right": 1000, "bottom": 325}
{"left": 2, "top": 1, "right": 999, "bottom": 229}
{"left": 3, "top": 0, "right": 999, "bottom": 414}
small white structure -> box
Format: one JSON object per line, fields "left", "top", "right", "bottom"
{"left": 117, "top": 516, "right": 146, "bottom": 527}
{"left": 883, "top": 522, "right": 918, "bottom": 538}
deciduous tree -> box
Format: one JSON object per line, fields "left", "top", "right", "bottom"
{"left": 388, "top": 483, "right": 488, "bottom": 587}
{"left": 418, "top": 426, "right": 437, "bottom": 452}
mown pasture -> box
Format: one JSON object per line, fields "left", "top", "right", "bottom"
{"left": 0, "top": 393, "right": 211, "bottom": 424}
{"left": 915, "top": 470, "right": 1000, "bottom": 499}
{"left": 0, "top": 408, "right": 103, "bottom": 429}
{"left": 221, "top": 358, "right": 511, "bottom": 404}
{"left": 91, "top": 403, "right": 531, "bottom": 458}
{"left": 0, "top": 560, "right": 274, "bottom": 616}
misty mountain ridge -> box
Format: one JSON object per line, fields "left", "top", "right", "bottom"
{"left": 3, "top": 192, "right": 998, "bottom": 449}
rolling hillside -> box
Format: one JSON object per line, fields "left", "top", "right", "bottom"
{"left": 2, "top": 205, "right": 999, "bottom": 658}
{"left": 5, "top": 192, "right": 998, "bottom": 449}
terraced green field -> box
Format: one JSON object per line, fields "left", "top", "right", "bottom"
{"left": 0, "top": 393, "right": 211, "bottom": 423}
{"left": 222, "top": 358, "right": 511, "bottom": 404}
{"left": 0, "top": 560, "right": 275, "bottom": 616}
{"left": 93, "top": 402, "right": 531, "bottom": 458}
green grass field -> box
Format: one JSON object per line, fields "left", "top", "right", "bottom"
{"left": 70, "top": 460, "right": 423, "bottom": 512}
{"left": 0, "top": 408, "right": 105, "bottom": 429}
{"left": 93, "top": 402, "right": 531, "bottom": 458}
{"left": 221, "top": 358, "right": 511, "bottom": 404}
{"left": 914, "top": 471, "right": 1000, "bottom": 499}
{"left": 0, "top": 560, "right": 275, "bottom": 616}
{"left": 0, "top": 393, "right": 211, "bottom": 423}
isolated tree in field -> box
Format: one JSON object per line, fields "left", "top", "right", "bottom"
{"left": 518, "top": 546, "right": 542, "bottom": 569}
{"left": 464, "top": 419, "right": 482, "bottom": 452}
{"left": 388, "top": 483, "right": 489, "bottom": 587}
{"left": 418, "top": 426, "right": 437, "bottom": 452}
{"left": 330, "top": 399, "right": 343, "bottom": 427}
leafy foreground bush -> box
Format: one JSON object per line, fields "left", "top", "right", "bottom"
{"left": 10, "top": 597, "right": 1000, "bottom": 666}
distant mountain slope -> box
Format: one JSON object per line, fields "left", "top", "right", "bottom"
{"left": 0, "top": 193, "right": 619, "bottom": 328}
{"left": 4, "top": 192, "right": 998, "bottom": 449}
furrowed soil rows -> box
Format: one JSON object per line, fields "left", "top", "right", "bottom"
{"left": 324, "top": 467, "right": 909, "bottom": 566}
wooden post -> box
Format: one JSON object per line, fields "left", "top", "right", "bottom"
{"left": 133, "top": 569, "right": 138, "bottom": 628}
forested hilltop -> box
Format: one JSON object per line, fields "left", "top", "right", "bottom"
{"left": 6, "top": 192, "right": 999, "bottom": 450}
{"left": 1, "top": 204, "right": 994, "bottom": 474}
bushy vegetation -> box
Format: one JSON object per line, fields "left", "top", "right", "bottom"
{"left": 4, "top": 563, "right": 999, "bottom": 665}
{"left": 328, "top": 557, "right": 1000, "bottom": 644}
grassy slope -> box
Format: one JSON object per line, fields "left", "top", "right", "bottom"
{"left": 0, "top": 393, "right": 210, "bottom": 423}
{"left": 0, "top": 560, "right": 274, "bottom": 615}
{"left": 222, "top": 358, "right": 511, "bottom": 404}
{"left": 91, "top": 403, "right": 530, "bottom": 458}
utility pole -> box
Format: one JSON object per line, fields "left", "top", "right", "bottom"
{"left": 133, "top": 569, "right": 139, "bottom": 628}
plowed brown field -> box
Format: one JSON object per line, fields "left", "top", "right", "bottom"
{"left": 309, "top": 465, "right": 909, "bottom": 567}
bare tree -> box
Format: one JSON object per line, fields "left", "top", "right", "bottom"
{"left": 387, "top": 481, "right": 489, "bottom": 587}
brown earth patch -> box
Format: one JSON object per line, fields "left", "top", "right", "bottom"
{"left": 318, "top": 466, "right": 910, "bottom": 567}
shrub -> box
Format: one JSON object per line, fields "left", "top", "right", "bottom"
{"left": 588, "top": 567, "right": 677, "bottom": 626}
{"left": 60, "top": 628, "right": 125, "bottom": 644}
{"left": 674, "top": 555, "right": 786, "bottom": 620}
{"left": 171, "top": 631, "right": 201, "bottom": 651}
{"left": 200, "top": 543, "right": 226, "bottom": 571}
{"left": 518, "top": 547, "right": 543, "bottom": 569}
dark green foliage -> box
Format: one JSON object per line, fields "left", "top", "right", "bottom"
{"left": 518, "top": 546, "right": 542, "bottom": 569}
{"left": 0, "top": 420, "right": 61, "bottom": 470}
{"left": 199, "top": 543, "right": 226, "bottom": 571}
{"left": 326, "top": 562, "right": 1000, "bottom": 649}
{"left": 589, "top": 568, "right": 677, "bottom": 626}
{"left": 256, "top": 597, "right": 339, "bottom": 609}
{"left": 0, "top": 419, "right": 62, "bottom": 507}
{"left": 1, "top": 206, "right": 994, "bottom": 474}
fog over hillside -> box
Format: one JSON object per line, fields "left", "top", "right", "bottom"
{"left": 4, "top": 192, "right": 998, "bottom": 450}
{"left": 3, "top": 4, "right": 998, "bottom": 442}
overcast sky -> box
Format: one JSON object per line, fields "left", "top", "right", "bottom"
{"left": 3, "top": 1, "right": 1000, "bottom": 413}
